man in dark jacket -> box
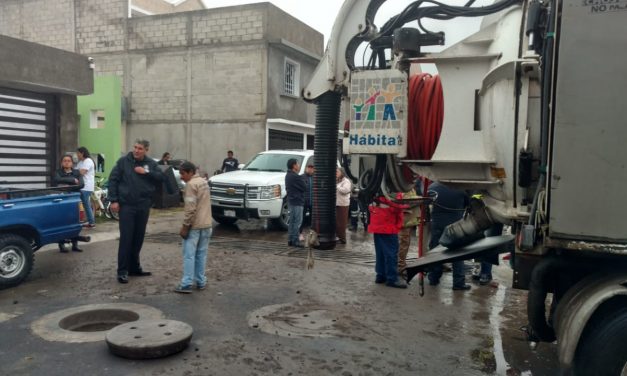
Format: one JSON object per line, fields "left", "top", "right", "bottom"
{"left": 221, "top": 151, "right": 239, "bottom": 173}
{"left": 299, "top": 164, "right": 314, "bottom": 236}
{"left": 285, "top": 158, "right": 305, "bottom": 247}
{"left": 427, "top": 181, "right": 471, "bottom": 291}
{"left": 109, "top": 139, "right": 166, "bottom": 284}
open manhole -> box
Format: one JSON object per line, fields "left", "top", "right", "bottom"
{"left": 59, "top": 309, "right": 140, "bottom": 332}
{"left": 32, "top": 303, "right": 164, "bottom": 343}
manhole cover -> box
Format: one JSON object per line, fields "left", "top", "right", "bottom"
{"left": 248, "top": 303, "right": 360, "bottom": 339}
{"left": 106, "top": 319, "right": 193, "bottom": 359}
{"left": 31, "top": 303, "right": 164, "bottom": 343}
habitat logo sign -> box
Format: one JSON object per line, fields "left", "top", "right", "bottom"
{"left": 349, "top": 134, "right": 401, "bottom": 146}
{"left": 348, "top": 70, "right": 407, "bottom": 155}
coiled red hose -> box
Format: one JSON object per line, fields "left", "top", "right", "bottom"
{"left": 407, "top": 73, "right": 444, "bottom": 160}
{"left": 407, "top": 73, "right": 444, "bottom": 264}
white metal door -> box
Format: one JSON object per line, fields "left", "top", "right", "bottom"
{"left": 0, "top": 88, "right": 55, "bottom": 189}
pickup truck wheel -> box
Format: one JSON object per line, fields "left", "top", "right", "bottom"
{"left": 574, "top": 300, "right": 627, "bottom": 376}
{"left": 0, "top": 235, "right": 34, "bottom": 289}
{"left": 212, "top": 214, "right": 238, "bottom": 226}
{"left": 271, "top": 199, "right": 290, "bottom": 231}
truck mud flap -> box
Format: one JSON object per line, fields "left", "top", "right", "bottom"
{"left": 405, "top": 235, "right": 515, "bottom": 283}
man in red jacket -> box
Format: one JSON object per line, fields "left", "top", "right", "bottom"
{"left": 368, "top": 194, "right": 409, "bottom": 288}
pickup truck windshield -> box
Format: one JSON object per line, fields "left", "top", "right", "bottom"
{"left": 243, "top": 154, "right": 304, "bottom": 172}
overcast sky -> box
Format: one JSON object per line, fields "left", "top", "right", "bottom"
{"left": 200, "top": 0, "right": 495, "bottom": 49}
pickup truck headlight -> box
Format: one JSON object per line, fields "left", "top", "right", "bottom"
{"left": 259, "top": 184, "right": 281, "bottom": 199}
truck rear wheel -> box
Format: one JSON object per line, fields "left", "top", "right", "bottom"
{"left": 271, "top": 199, "right": 289, "bottom": 230}
{"left": 574, "top": 299, "right": 627, "bottom": 376}
{"left": 0, "top": 234, "right": 34, "bottom": 289}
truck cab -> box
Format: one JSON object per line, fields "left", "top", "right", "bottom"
{"left": 208, "top": 150, "right": 314, "bottom": 229}
{"left": 0, "top": 187, "right": 85, "bottom": 288}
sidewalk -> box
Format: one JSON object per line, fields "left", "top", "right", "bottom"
{"left": 40, "top": 207, "right": 184, "bottom": 252}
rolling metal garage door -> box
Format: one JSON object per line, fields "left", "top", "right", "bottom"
{"left": 0, "top": 88, "right": 55, "bottom": 189}
{"left": 268, "top": 129, "right": 303, "bottom": 150}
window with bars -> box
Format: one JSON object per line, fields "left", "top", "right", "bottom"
{"left": 283, "top": 58, "right": 300, "bottom": 96}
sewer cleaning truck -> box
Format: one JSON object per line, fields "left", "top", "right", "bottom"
{"left": 303, "top": 0, "right": 627, "bottom": 374}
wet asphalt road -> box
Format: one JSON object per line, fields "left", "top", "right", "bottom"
{"left": 0, "top": 210, "right": 559, "bottom": 375}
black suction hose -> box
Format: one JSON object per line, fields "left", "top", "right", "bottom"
{"left": 313, "top": 91, "right": 341, "bottom": 250}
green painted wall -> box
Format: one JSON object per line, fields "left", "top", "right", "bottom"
{"left": 77, "top": 76, "right": 122, "bottom": 179}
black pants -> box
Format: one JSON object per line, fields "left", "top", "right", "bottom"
{"left": 117, "top": 203, "right": 151, "bottom": 276}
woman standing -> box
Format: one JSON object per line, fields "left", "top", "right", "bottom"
{"left": 77, "top": 147, "right": 96, "bottom": 228}
{"left": 158, "top": 152, "right": 171, "bottom": 165}
{"left": 335, "top": 167, "right": 352, "bottom": 244}
{"left": 53, "top": 154, "right": 84, "bottom": 252}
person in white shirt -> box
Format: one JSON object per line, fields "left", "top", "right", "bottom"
{"left": 77, "top": 146, "right": 96, "bottom": 228}
{"left": 336, "top": 167, "right": 352, "bottom": 244}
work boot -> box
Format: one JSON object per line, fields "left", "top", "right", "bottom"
{"left": 71, "top": 241, "right": 82, "bottom": 252}
{"left": 479, "top": 274, "right": 492, "bottom": 285}
{"left": 453, "top": 284, "right": 471, "bottom": 291}
{"left": 386, "top": 278, "right": 408, "bottom": 289}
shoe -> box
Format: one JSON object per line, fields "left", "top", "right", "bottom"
{"left": 288, "top": 241, "right": 293, "bottom": 246}
{"left": 399, "top": 269, "right": 408, "bottom": 280}
{"left": 337, "top": 239, "right": 346, "bottom": 244}
{"left": 117, "top": 275, "right": 129, "bottom": 284}
{"left": 375, "top": 276, "right": 386, "bottom": 284}
{"left": 471, "top": 273, "right": 481, "bottom": 281}
{"left": 453, "top": 284, "right": 472, "bottom": 291}
{"left": 82, "top": 223, "right": 96, "bottom": 228}
{"left": 174, "top": 285, "right": 192, "bottom": 294}
{"left": 386, "top": 279, "right": 408, "bottom": 289}
{"left": 59, "top": 245, "right": 69, "bottom": 253}
{"left": 196, "top": 284, "right": 206, "bottom": 290}
{"left": 479, "top": 275, "right": 492, "bottom": 285}
{"left": 129, "top": 270, "right": 152, "bottom": 277}
{"left": 71, "top": 247, "right": 83, "bottom": 252}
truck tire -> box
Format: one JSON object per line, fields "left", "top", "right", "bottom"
{"left": 212, "top": 214, "right": 238, "bottom": 226}
{"left": 271, "top": 199, "right": 290, "bottom": 231}
{"left": 574, "top": 300, "right": 627, "bottom": 376}
{"left": 0, "top": 234, "right": 34, "bottom": 289}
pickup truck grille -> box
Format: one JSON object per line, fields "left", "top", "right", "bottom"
{"left": 210, "top": 183, "right": 258, "bottom": 201}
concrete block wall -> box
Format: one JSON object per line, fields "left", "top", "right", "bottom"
{"left": 128, "top": 14, "right": 188, "bottom": 50}
{"left": 94, "top": 55, "right": 126, "bottom": 78}
{"left": 127, "top": 121, "right": 266, "bottom": 175}
{"left": 0, "top": 1, "right": 322, "bottom": 171}
{"left": 75, "top": 0, "right": 127, "bottom": 54}
{"left": 191, "top": 7, "right": 264, "bottom": 45}
{"left": 189, "top": 46, "right": 264, "bottom": 121}
{"left": 130, "top": 53, "right": 188, "bottom": 122}
{"left": 0, "top": 0, "right": 75, "bottom": 51}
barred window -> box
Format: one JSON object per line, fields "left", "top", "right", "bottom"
{"left": 283, "top": 59, "right": 300, "bottom": 96}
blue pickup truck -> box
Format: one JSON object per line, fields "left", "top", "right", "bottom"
{"left": 0, "top": 187, "right": 87, "bottom": 288}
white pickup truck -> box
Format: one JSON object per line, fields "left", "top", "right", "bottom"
{"left": 208, "top": 150, "right": 314, "bottom": 229}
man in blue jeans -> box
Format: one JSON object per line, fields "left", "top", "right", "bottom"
{"left": 285, "top": 158, "right": 305, "bottom": 248}
{"left": 175, "top": 161, "right": 213, "bottom": 293}
{"left": 427, "top": 182, "right": 472, "bottom": 291}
